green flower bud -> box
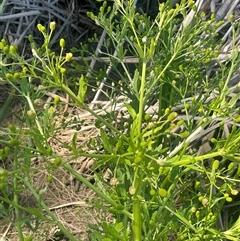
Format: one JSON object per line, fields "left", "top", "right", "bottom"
{"left": 50, "top": 21, "right": 56, "bottom": 31}
{"left": 13, "top": 72, "right": 20, "bottom": 79}
{"left": 28, "top": 35, "right": 33, "bottom": 42}
{"left": 184, "top": 103, "right": 190, "bottom": 110}
{"left": 226, "top": 197, "right": 232, "bottom": 202}
{"left": 60, "top": 68, "right": 66, "bottom": 74}
{"left": 179, "top": 131, "right": 190, "bottom": 139}
{"left": 165, "top": 108, "right": 170, "bottom": 115}
{"left": 53, "top": 95, "right": 60, "bottom": 105}
{"left": 27, "top": 109, "right": 36, "bottom": 119}
{"left": 60, "top": 38, "right": 65, "bottom": 48}
{"left": 6, "top": 73, "right": 14, "bottom": 81}
{"left": 53, "top": 157, "right": 62, "bottom": 166}
{"left": 212, "top": 160, "right": 220, "bottom": 170}
{"left": 211, "top": 138, "right": 217, "bottom": 144}
{"left": 158, "top": 188, "right": 167, "bottom": 197}
{"left": 40, "top": 26, "right": 46, "bottom": 32}
{"left": 22, "top": 66, "right": 27, "bottom": 73}
{"left": 8, "top": 124, "right": 16, "bottom": 132}
{"left": 47, "top": 175, "right": 53, "bottom": 183}
{"left": 9, "top": 139, "right": 20, "bottom": 146}
{"left": 4, "top": 146, "right": 10, "bottom": 156}
{"left": 1, "top": 39, "right": 6, "bottom": 45}
{"left": 191, "top": 206, "right": 196, "bottom": 213}
{"left": 46, "top": 147, "right": 53, "bottom": 156}
{"left": 167, "top": 112, "right": 177, "bottom": 122}
{"left": 188, "top": 0, "right": 194, "bottom": 7}
{"left": 3, "top": 45, "right": 9, "bottom": 54}
{"left": 9, "top": 45, "right": 18, "bottom": 54}
{"left": 37, "top": 23, "right": 43, "bottom": 31}
{"left": 0, "top": 168, "right": 8, "bottom": 177}
{"left": 144, "top": 114, "right": 151, "bottom": 121}
{"left": 196, "top": 210, "right": 200, "bottom": 219}
{"left": 134, "top": 156, "right": 142, "bottom": 164}
{"left": 235, "top": 116, "right": 240, "bottom": 123}
{"left": 228, "top": 162, "right": 235, "bottom": 171}
{"left": 194, "top": 181, "right": 200, "bottom": 189}
{"left": 177, "top": 119, "right": 184, "bottom": 126}
{"left": 150, "top": 189, "right": 156, "bottom": 196}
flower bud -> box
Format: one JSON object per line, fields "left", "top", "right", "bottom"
{"left": 27, "top": 110, "right": 36, "bottom": 119}
{"left": 167, "top": 112, "right": 177, "bottom": 121}
{"left": 9, "top": 45, "right": 18, "bottom": 54}
{"left": 179, "top": 131, "right": 190, "bottom": 139}
{"left": 6, "top": 73, "right": 14, "bottom": 81}
{"left": 158, "top": 188, "right": 167, "bottom": 197}
{"left": 60, "top": 68, "right": 66, "bottom": 74}
{"left": 60, "top": 38, "right": 65, "bottom": 48}
{"left": 50, "top": 21, "right": 56, "bottom": 31}
{"left": 53, "top": 95, "right": 60, "bottom": 105}
{"left": 65, "top": 53, "right": 73, "bottom": 61}
{"left": 129, "top": 186, "right": 136, "bottom": 195}
{"left": 212, "top": 160, "right": 219, "bottom": 170}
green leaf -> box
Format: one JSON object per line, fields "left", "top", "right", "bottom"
{"left": 71, "top": 132, "right": 78, "bottom": 157}
{"left": 78, "top": 74, "right": 87, "bottom": 103}
{"left": 31, "top": 127, "right": 46, "bottom": 153}
{"left": 134, "top": 42, "right": 144, "bottom": 58}
{"left": 124, "top": 103, "right": 136, "bottom": 119}
{"left": 102, "top": 221, "right": 124, "bottom": 240}
{"left": 20, "top": 76, "right": 30, "bottom": 95}
{"left": 132, "top": 69, "right": 140, "bottom": 95}
{"left": 92, "top": 156, "right": 114, "bottom": 170}
{"left": 100, "top": 128, "right": 112, "bottom": 153}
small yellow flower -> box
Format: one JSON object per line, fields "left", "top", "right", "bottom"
{"left": 65, "top": 53, "right": 73, "bottom": 61}
{"left": 231, "top": 189, "right": 239, "bottom": 196}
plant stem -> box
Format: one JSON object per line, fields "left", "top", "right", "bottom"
{"left": 131, "top": 44, "right": 148, "bottom": 241}
{"left": 132, "top": 167, "right": 142, "bottom": 241}
{"left": 13, "top": 147, "right": 24, "bottom": 241}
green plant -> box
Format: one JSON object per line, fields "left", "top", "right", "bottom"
{"left": 0, "top": 0, "right": 240, "bottom": 241}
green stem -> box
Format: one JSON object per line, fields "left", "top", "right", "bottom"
{"left": 132, "top": 47, "right": 148, "bottom": 241}
{"left": 132, "top": 167, "right": 142, "bottom": 241}
{"left": 25, "top": 95, "right": 44, "bottom": 137}
{"left": 0, "top": 0, "right": 7, "bottom": 14}
{"left": 13, "top": 147, "right": 24, "bottom": 241}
